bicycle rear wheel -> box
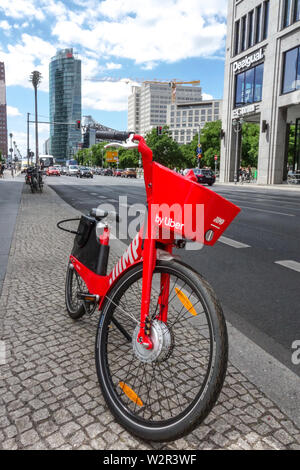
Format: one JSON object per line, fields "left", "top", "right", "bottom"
{"left": 95, "top": 259, "right": 228, "bottom": 442}
{"left": 65, "top": 262, "right": 88, "bottom": 319}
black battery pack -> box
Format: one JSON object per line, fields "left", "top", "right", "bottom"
{"left": 71, "top": 215, "right": 109, "bottom": 275}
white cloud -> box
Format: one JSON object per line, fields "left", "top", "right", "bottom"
{"left": 0, "top": 34, "right": 57, "bottom": 91}
{"left": 0, "top": 0, "right": 45, "bottom": 21}
{"left": 52, "top": 0, "right": 227, "bottom": 66}
{"left": 202, "top": 93, "right": 213, "bottom": 100}
{"left": 7, "top": 106, "right": 22, "bottom": 117}
{"left": 83, "top": 80, "right": 133, "bottom": 112}
{"left": 0, "top": 20, "right": 11, "bottom": 31}
{"left": 106, "top": 62, "right": 122, "bottom": 70}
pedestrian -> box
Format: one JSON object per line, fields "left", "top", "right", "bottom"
{"left": 0, "top": 163, "right": 4, "bottom": 178}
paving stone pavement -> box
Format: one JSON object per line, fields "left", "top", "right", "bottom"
{"left": 0, "top": 184, "right": 299, "bottom": 450}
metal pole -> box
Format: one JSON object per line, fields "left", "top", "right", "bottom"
{"left": 198, "top": 125, "right": 201, "bottom": 169}
{"left": 27, "top": 112, "right": 30, "bottom": 166}
{"left": 233, "top": 119, "right": 242, "bottom": 184}
{"left": 34, "top": 85, "right": 39, "bottom": 168}
{"left": 9, "top": 133, "right": 13, "bottom": 176}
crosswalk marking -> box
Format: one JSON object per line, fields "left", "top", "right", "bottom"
{"left": 275, "top": 260, "right": 300, "bottom": 273}
{"left": 218, "top": 236, "right": 250, "bottom": 249}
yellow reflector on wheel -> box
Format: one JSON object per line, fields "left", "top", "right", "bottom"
{"left": 119, "top": 382, "right": 143, "bottom": 407}
{"left": 175, "top": 288, "right": 197, "bottom": 316}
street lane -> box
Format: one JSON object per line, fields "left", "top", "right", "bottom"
{"left": 48, "top": 175, "right": 300, "bottom": 375}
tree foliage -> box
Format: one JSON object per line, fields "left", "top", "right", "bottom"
{"left": 76, "top": 120, "right": 297, "bottom": 172}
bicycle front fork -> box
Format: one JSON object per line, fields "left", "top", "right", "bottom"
{"left": 137, "top": 237, "right": 171, "bottom": 350}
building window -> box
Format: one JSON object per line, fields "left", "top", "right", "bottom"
{"left": 241, "top": 16, "right": 247, "bottom": 52}
{"left": 283, "top": 0, "right": 292, "bottom": 28}
{"left": 248, "top": 11, "right": 254, "bottom": 48}
{"left": 294, "top": 0, "right": 300, "bottom": 21}
{"left": 255, "top": 5, "right": 262, "bottom": 44}
{"left": 234, "top": 20, "right": 240, "bottom": 55}
{"left": 235, "top": 63, "right": 264, "bottom": 107}
{"left": 282, "top": 46, "right": 300, "bottom": 94}
{"left": 262, "top": 1, "right": 269, "bottom": 39}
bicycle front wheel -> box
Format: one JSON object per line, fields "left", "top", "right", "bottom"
{"left": 95, "top": 260, "right": 228, "bottom": 442}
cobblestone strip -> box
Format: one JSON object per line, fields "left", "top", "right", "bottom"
{"left": 0, "top": 185, "right": 299, "bottom": 450}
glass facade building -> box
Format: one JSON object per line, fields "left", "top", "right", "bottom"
{"left": 49, "top": 49, "right": 81, "bottom": 162}
{"left": 221, "top": 0, "right": 300, "bottom": 183}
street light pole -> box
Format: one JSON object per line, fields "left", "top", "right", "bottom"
{"left": 29, "top": 71, "right": 42, "bottom": 168}
{"left": 9, "top": 133, "right": 13, "bottom": 176}
{"left": 27, "top": 112, "right": 30, "bottom": 166}
{"left": 232, "top": 118, "right": 243, "bottom": 184}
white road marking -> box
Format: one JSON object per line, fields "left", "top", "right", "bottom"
{"left": 238, "top": 205, "right": 295, "bottom": 217}
{"left": 218, "top": 236, "right": 250, "bottom": 248}
{"left": 275, "top": 260, "right": 300, "bottom": 273}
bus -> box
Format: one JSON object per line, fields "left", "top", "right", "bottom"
{"left": 40, "top": 155, "right": 54, "bottom": 168}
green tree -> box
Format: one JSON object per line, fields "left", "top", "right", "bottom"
{"left": 145, "top": 126, "right": 183, "bottom": 168}
{"left": 241, "top": 123, "right": 259, "bottom": 167}
{"left": 118, "top": 148, "right": 139, "bottom": 169}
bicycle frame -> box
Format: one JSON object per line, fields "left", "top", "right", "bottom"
{"left": 69, "top": 135, "right": 240, "bottom": 350}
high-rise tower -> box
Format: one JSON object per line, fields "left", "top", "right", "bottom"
{"left": 49, "top": 48, "right": 81, "bottom": 162}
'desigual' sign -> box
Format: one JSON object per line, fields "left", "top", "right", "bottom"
{"left": 233, "top": 48, "right": 264, "bottom": 73}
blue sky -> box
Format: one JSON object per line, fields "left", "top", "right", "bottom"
{"left": 0, "top": 0, "right": 228, "bottom": 156}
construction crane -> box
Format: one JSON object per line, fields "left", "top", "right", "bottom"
{"left": 85, "top": 77, "right": 200, "bottom": 103}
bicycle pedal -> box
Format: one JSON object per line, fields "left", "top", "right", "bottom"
{"left": 77, "top": 293, "right": 99, "bottom": 303}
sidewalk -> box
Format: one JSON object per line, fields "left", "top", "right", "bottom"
{"left": 216, "top": 181, "right": 300, "bottom": 191}
{"left": 0, "top": 184, "right": 299, "bottom": 450}
{"left": 0, "top": 177, "right": 23, "bottom": 296}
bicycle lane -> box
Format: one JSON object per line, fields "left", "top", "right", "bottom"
{"left": 0, "top": 184, "right": 299, "bottom": 450}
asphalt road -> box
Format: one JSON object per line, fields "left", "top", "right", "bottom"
{"left": 48, "top": 174, "right": 300, "bottom": 376}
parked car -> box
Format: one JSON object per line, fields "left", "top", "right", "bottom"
{"left": 113, "top": 169, "right": 123, "bottom": 177}
{"left": 78, "top": 167, "right": 93, "bottom": 178}
{"left": 46, "top": 166, "right": 61, "bottom": 176}
{"left": 192, "top": 168, "right": 215, "bottom": 186}
{"left": 103, "top": 168, "right": 113, "bottom": 176}
{"left": 124, "top": 168, "right": 137, "bottom": 178}
{"left": 67, "top": 165, "right": 79, "bottom": 176}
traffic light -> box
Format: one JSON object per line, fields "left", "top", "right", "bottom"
{"left": 76, "top": 120, "right": 81, "bottom": 130}
{"left": 156, "top": 126, "right": 163, "bottom": 136}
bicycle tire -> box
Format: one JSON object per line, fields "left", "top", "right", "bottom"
{"left": 65, "top": 262, "right": 87, "bottom": 319}
{"left": 95, "top": 259, "right": 228, "bottom": 442}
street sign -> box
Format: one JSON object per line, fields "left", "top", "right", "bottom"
{"left": 196, "top": 145, "right": 202, "bottom": 156}
{"left": 106, "top": 150, "right": 119, "bottom": 163}
{"left": 214, "top": 155, "right": 218, "bottom": 161}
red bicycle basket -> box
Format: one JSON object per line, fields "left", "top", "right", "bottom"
{"left": 151, "top": 162, "right": 240, "bottom": 246}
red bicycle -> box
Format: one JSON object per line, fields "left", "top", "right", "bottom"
{"left": 59, "top": 132, "right": 240, "bottom": 442}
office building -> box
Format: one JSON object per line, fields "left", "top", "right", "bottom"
{"left": 49, "top": 48, "right": 81, "bottom": 162}
{"left": 128, "top": 82, "right": 203, "bottom": 136}
{"left": 221, "top": 0, "right": 300, "bottom": 184}
{"left": 0, "top": 62, "right": 8, "bottom": 160}
{"left": 166, "top": 100, "right": 222, "bottom": 145}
